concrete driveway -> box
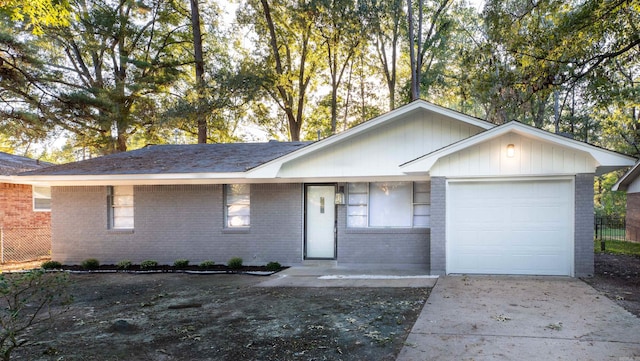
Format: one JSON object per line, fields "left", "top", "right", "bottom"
{"left": 397, "top": 276, "right": 640, "bottom": 361}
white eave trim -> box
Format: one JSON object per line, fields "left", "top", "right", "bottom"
{"left": 247, "top": 100, "right": 495, "bottom": 178}
{"left": 612, "top": 161, "right": 640, "bottom": 191}
{"left": 15, "top": 172, "right": 249, "bottom": 186}
{"left": 401, "top": 121, "right": 636, "bottom": 175}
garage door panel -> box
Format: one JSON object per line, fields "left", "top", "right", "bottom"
{"left": 448, "top": 179, "right": 573, "bottom": 276}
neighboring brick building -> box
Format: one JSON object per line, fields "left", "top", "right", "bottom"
{"left": 0, "top": 152, "right": 52, "bottom": 262}
{"left": 613, "top": 162, "right": 640, "bottom": 242}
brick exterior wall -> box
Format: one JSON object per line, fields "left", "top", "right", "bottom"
{"left": 51, "top": 183, "right": 432, "bottom": 268}
{"left": 52, "top": 184, "right": 304, "bottom": 265}
{"left": 335, "top": 195, "right": 430, "bottom": 267}
{"left": 575, "top": 173, "right": 595, "bottom": 277}
{"left": 429, "top": 177, "right": 446, "bottom": 275}
{"left": 0, "top": 183, "right": 51, "bottom": 229}
{"left": 626, "top": 193, "right": 640, "bottom": 243}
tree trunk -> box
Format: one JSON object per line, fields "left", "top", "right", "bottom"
{"left": 190, "top": 0, "right": 206, "bottom": 143}
{"left": 407, "top": 0, "right": 418, "bottom": 101}
{"left": 261, "top": 0, "right": 302, "bottom": 141}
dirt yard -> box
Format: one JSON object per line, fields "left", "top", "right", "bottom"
{"left": 10, "top": 273, "right": 429, "bottom": 361}
{"left": 583, "top": 252, "right": 640, "bottom": 317}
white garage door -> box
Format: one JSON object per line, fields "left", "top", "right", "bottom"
{"left": 447, "top": 179, "right": 573, "bottom": 276}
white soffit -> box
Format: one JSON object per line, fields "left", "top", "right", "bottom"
{"left": 401, "top": 121, "right": 636, "bottom": 175}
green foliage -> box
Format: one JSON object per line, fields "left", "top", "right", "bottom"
{"left": 0, "top": 0, "right": 71, "bottom": 34}
{"left": 139, "top": 260, "right": 158, "bottom": 270}
{"left": 227, "top": 257, "right": 243, "bottom": 270}
{"left": 80, "top": 258, "right": 100, "bottom": 271}
{"left": 199, "top": 260, "right": 215, "bottom": 269}
{"left": 595, "top": 173, "right": 626, "bottom": 217}
{"left": 0, "top": 269, "right": 72, "bottom": 360}
{"left": 266, "top": 262, "right": 282, "bottom": 272}
{"left": 40, "top": 260, "right": 62, "bottom": 270}
{"left": 595, "top": 239, "right": 640, "bottom": 256}
{"left": 173, "top": 259, "right": 189, "bottom": 268}
{"left": 116, "top": 260, "right": 132, "bottom": 270}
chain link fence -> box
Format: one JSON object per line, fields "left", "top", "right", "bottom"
{"left": 0, "top": 227, "right": 51, "bottom": 263}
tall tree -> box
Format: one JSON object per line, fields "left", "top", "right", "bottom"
{"left": 315, "top": 0, "right": 363, "bottom": 133}
{"left": 0, "top": 0, "right": 188, "bottom": 154}
{"left": 406, "top": 0, "right": 452, "bottom": 101}
{"left": 364, "top": 0, "right": 405, "bottom": 110}
{"left": 238, "top": 0, "right": 322, "bottom": 141}
{"left": 189, "top": 0, "right": 207, "bottom": 143}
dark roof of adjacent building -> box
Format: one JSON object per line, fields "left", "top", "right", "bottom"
{"left": 20, "top": 142, "right": 312, "bottom": 176}
{"left": 0, "top": 152, "right": 51, "bottom": 176}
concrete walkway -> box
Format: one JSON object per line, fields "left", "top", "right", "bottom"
{"left": 256, "top": 264, "right": 438, "bottom": 288}
{"left": 397, "top": 276, "right": 640, "bottom": 361}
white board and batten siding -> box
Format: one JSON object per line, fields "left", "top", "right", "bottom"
{"left": 277, "top": 109, "right": 485, "bottom": 178}
{"left": 429, "top": 133, "right": 597, "bottom": 177}
{"left": 447, "top": 178, "right": 574, "bottom": 276}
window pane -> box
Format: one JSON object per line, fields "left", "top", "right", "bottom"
{"left": 228, "top": 215, "right": 250, "bottom": 227}
{"left": 226, "top": 184, "right": 250, "bottom": 227}
{"left": 413, "top": 215, "right": 430, "bottom": 227}
{"left": 413, "top": 204, "right": 430, "bottom": 216}
{"left": 414, "top": 191, "right": 430, "bottom": 203}
{"left": 347, "top": 205, "right": 368, "bottom": 216}
{"left": 114, "top": 216, "right": 134, "bottom": 229}
{"left": 112, "top": 186, "right": 134, "bottom": 229}
{"left": 348, "top": 194, "right": 368, "bottom": 205}
{"left": 227, "top": 194, "right": 250, "bottom": 205}
{"left": 115, "top": 207, "right": 134, "bottom": 218}
{"left": 114, "top": 195, "right": 134, "bottom": 206}
{"left": 34, "top": 198, "right": 51, "bottom": 210}
{"left": 33, "top": 186, "right": 51, "bottom": 199}
{"left": 348, "top": 182, "right": 368, "bottom": 193}
{"left": 347, "top": 215, "right": 368, "bottom": 228}
{"left": 370, "top": 182, "right": 411, "bottom": 227}
{"left": 347, "top": 183, "right": 368, "bottom": 228}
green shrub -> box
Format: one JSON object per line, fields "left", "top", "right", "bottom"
{"left": 140, "top": 260, "right": 158, "bottom": 270}
{"left": 266, "top": 261, "right": 281, "bottom": 271}
{"left": 199, "top": 260, "right": 215, "bottom": 269}
{"left": 173, "top": 259, "right": 189, "bottom": 268}
{"left": 41, "top": 260, "right": 63, "bottom": 270}
{"left": 116, "top": 260, "right": 132, "bottom": 270}
{"left": 227, "top": 257, "right": 243, "bottom": 269}
{"left": 81, "top": 258, "right": 100, "bottom": 270}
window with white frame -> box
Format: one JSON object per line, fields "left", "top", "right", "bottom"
{"left": 347, "top": 181, "right": 430, "bottom": 228}
{"left": 33, "top": 186, "right": 51, "bottom": 212}
{"left": 225, "top": 184, "right": 250, "bottom": 228}
{"left": 109, "top": 185, "right": 134, "bottom": 229}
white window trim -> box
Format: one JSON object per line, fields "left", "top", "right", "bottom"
{"left": 225, "top": 184, "right": 250, "bottom": 228}
{"left": 109, "top": 185, "right": 134, "bottom": 230}
{"left": 347, "top": 181, "right": 430, "bottom": 228}
{"left": 32, "top": 186, "right": 51, "bottom": 212}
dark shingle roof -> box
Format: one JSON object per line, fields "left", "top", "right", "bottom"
{"left": 0, "top": 152, "right": 51, "bottom": 176}
{"left": 20, "top": 142, "right": 311, "bottom": 176}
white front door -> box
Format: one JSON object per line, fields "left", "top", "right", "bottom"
{"left": 305, "top": 185, "right": 336, "bottom": 259}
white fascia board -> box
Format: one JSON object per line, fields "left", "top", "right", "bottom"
{"left": 612, "top": 161, "right": 640, "bottom": 191}
{"left": 401, "top": 121, "right": 636, "bottom": 174}
{"left": 248, "top": 100, "right": 495, "bottom": 178}
{"left": 15, "top": 172, "right": 249, "bottom": 186}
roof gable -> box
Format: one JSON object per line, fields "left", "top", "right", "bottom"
{"left": 248, "top": 100, "right": 494, "bottom": 178}
{"left": 401, "top": 121, "right": 636, "bottom": 176}
{"left": 612, "top": 160, "right": 640, "bottom": 192}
